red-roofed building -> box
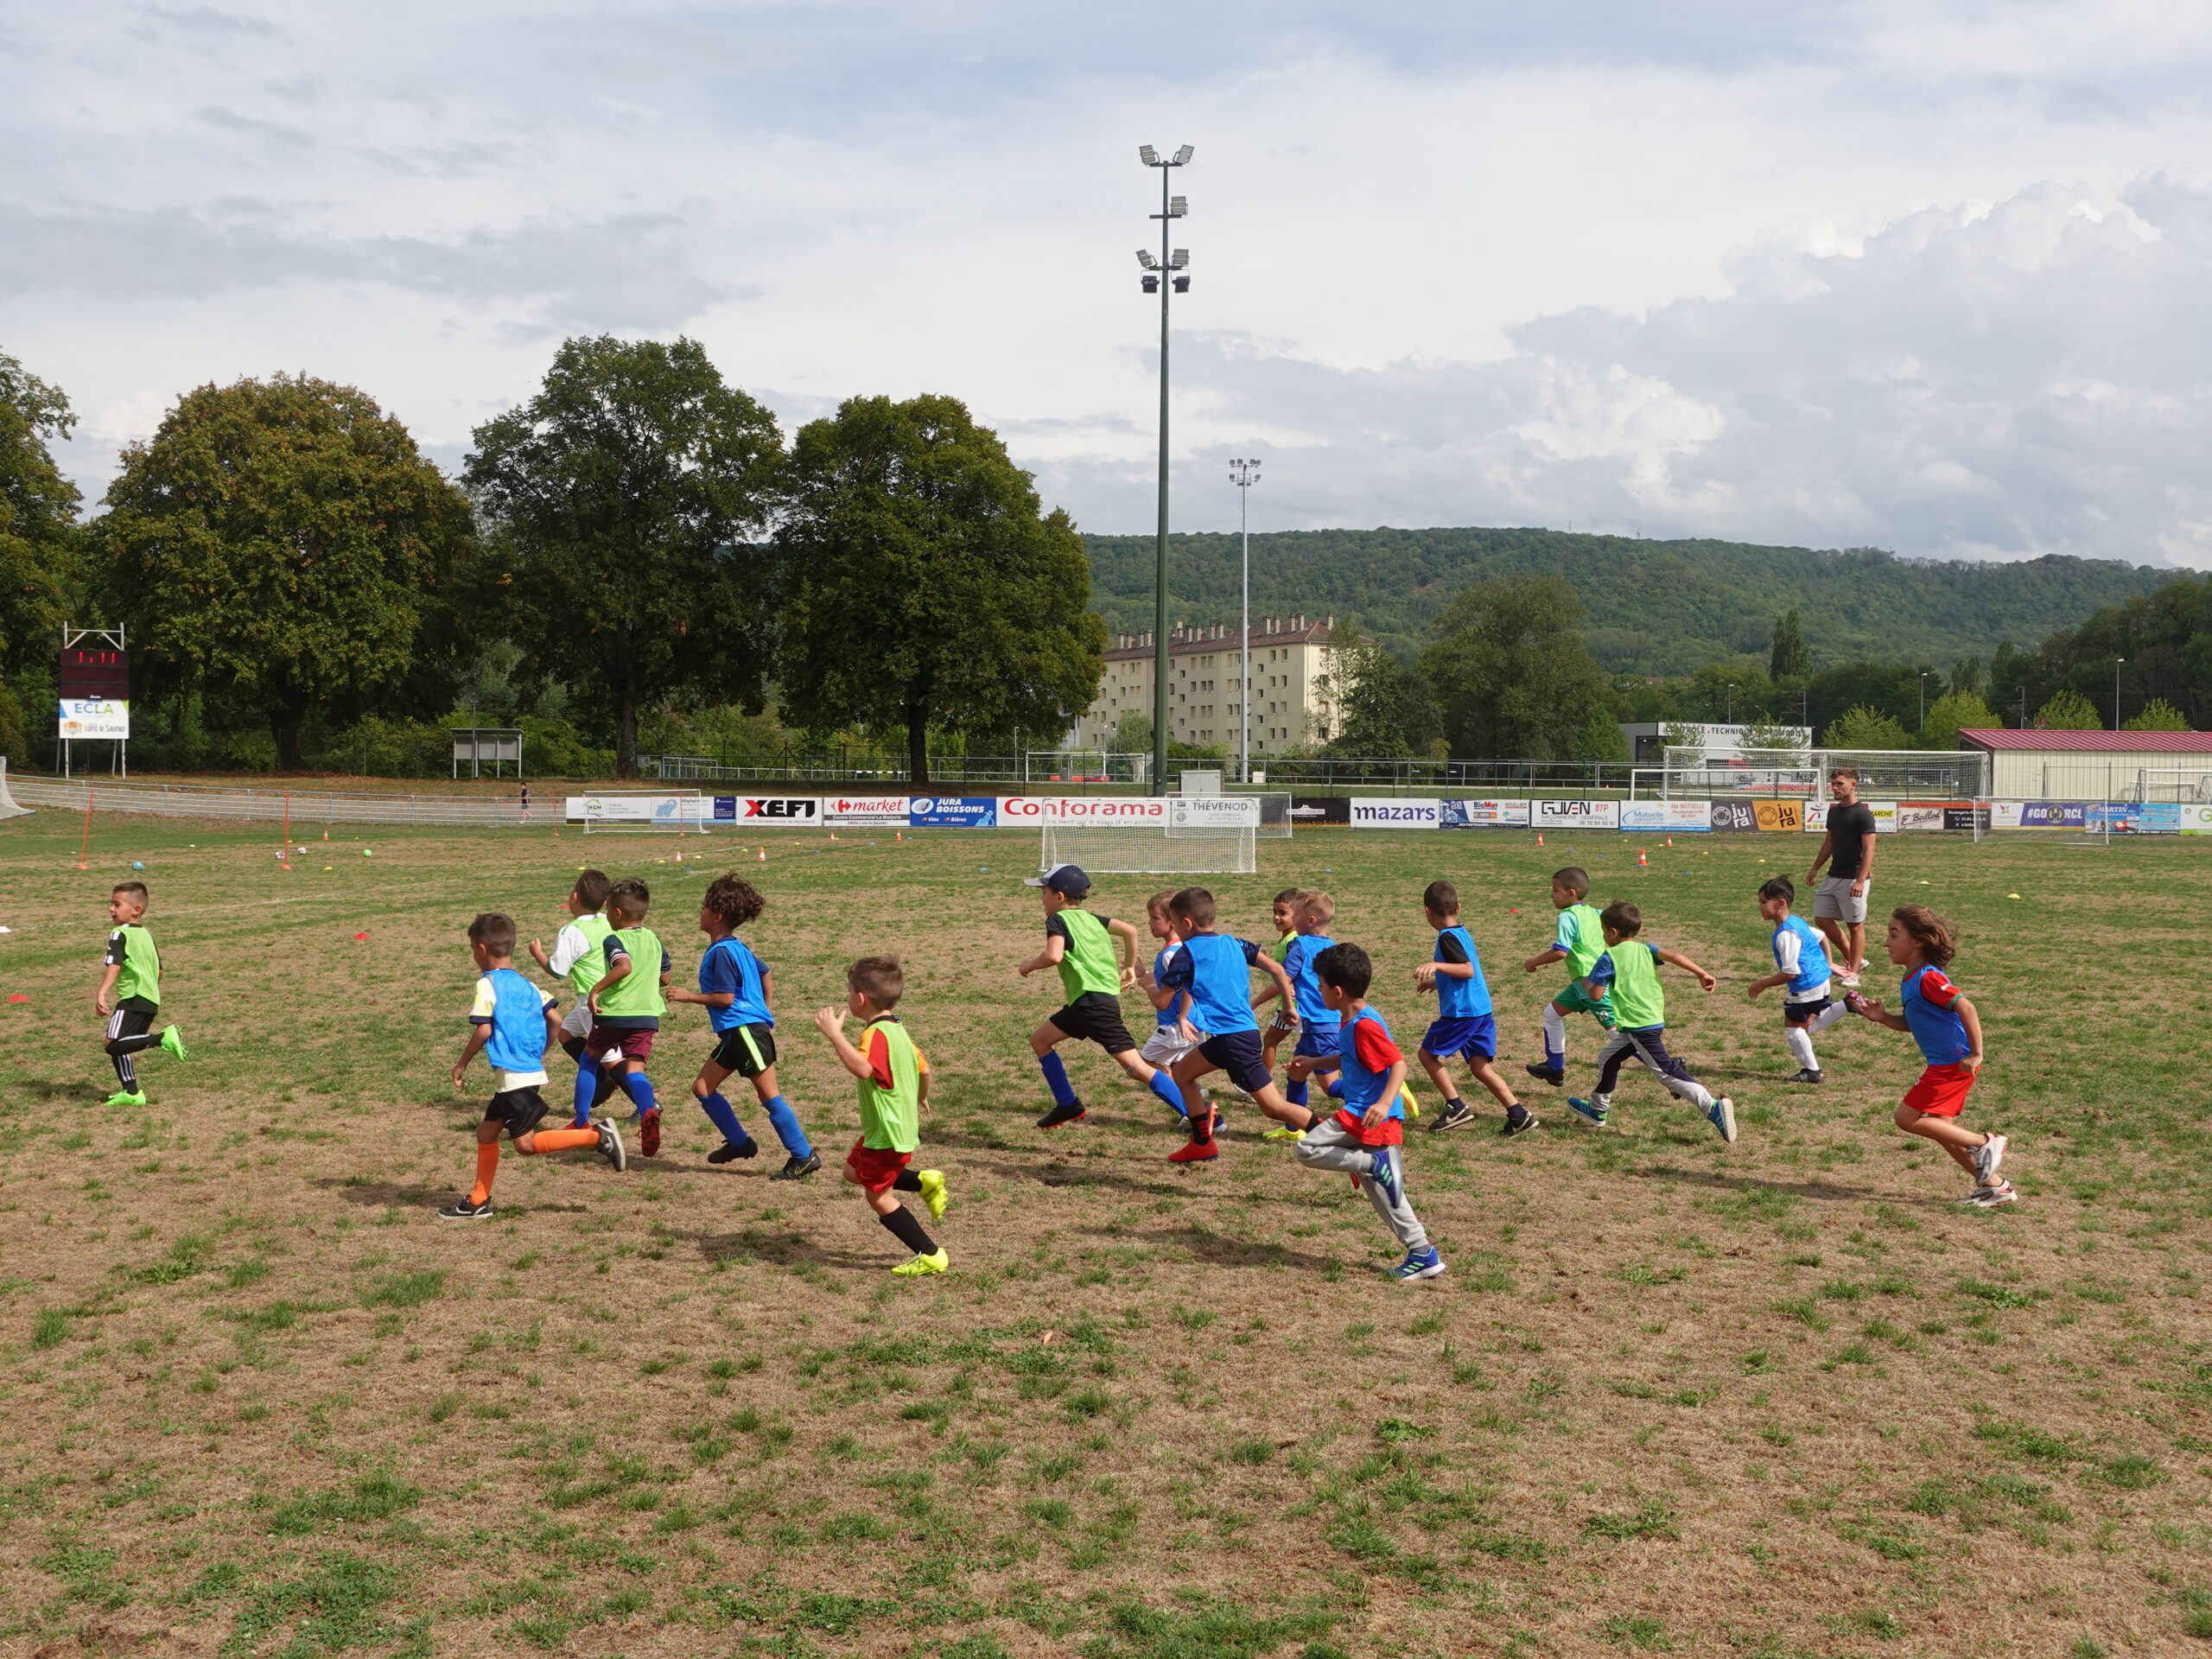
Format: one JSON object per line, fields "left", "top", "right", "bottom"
{"left": 1958, "top": 728, "right": 2212, "bottom": 798}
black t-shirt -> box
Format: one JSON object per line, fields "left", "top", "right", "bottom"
{"left": 1827, "top": 803, "right": 1877, "bottom": 878}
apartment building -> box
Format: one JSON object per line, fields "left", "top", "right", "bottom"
{"left": 1070, "top": 614, "right": 1339, "bottom": 755}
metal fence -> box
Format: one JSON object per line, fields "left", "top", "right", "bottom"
{"left": 10, "top": 776, "right": 544, "bottom": 828}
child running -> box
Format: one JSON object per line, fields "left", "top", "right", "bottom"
{"left": 1293, "top": 942, "right": 1445, "bottom": 1283}
{"left": 1412, "top": 880, "right": 1534, "bottom": 1136}
{"left": 1160, "top": 887, "right": 1318, "bottom": 1164}
{"left": 1746, "top": 874, "right": 1849, "bottom": 1084}
{"left": 92, "top": 880, "right": 187, "bottom": 1107}
{"left": 1566, "top": 902, "right": 1737, "bottom": 1142}
{"left": 1272, "top": 890, "right": 1343, "bottom": 1138}
{"left": 1847, "top": 906, "right": 2013, "bottom": 1206}
{"left": 1136, "top": 891, "right": 1207, "bottom": 1124}
{"left": 813, "top": 956, "right": 950, "bottom": 1274}
{"left": 442, "top": 912, "right": 624, "bottom": 1220}
{"left": 1017, "top": 863, "right": 1189, "bottom": 1129}
{"left": 529, "top": 868, "right": 619, "bottom": 1126}
{"left": 583, "top": 877, "right": 673, "bottom": 1156}
{"left": 1256, "top": 887, "right": 1302, "bottom": 1085}
{"left": 1522, "top": 867, "right": 1615, "bottom": 1087}
{"left": 667, "top": 875, "right": 820, "bottom": 1180}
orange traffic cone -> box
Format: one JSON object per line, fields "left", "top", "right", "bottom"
{"left": 1637, "top": 848, "right": 1649, "bottom": 867}
{"left": 756, "top": 848, "right": 766, "bottom": 862}
{"left": 1535, "top": 833, "right": 1545, "bottom": 847}
{"left": 1664, "top": 836, "right": 1672, "bottom": 848}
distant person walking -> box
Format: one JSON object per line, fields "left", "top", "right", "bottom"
{"left": 1808, "top": 767, "right": 1877, "bottom": 988}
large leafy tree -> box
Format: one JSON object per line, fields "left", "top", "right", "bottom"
{"left": 1325, "top": 639, "right": 1443, "bottom": 758}
{"left": 775, "top": 394, "right": 1103, "bottom": 785}
{"left": 1768, "top": 607, "right": 1810, "bottom": 682}
{"left": 0, "top": 350, "right": 83, "bottom": 756}
{"left": 1420, "top": 576, "right": 1622, "bottom": 761}
{"left": 467, "top": 336, "right": 784, "bottom": 778}
{"left": 95, "top": 375, "right": 474, "bottom": 768}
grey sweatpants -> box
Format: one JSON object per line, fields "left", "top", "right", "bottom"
{"left": 1592, "top": 1026, "right": 1714, "bottom": 1114}
{"left": 1295, "top": 1118, "right": 1430, "bottom": 1252}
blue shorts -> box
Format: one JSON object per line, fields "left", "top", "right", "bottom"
{"left": 1293, "top": 1025, "right": 1341, "bottom": 1063}
{"left": 1197, "top": 1030, "right": 1271, "bottom": 1093}
{"left": 1421, "top": 1014, "right": 1497, "bottom": 1065}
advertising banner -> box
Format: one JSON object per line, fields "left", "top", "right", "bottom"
{"left": 1987, "top": 801, "right": 2024, "bottom": 830}
{"left": 1168, "top": 798, "right": 1262, "bottom": 829}
{"left": 823, "top": 794, "right": 910, "bottom": 826}
{"left": 2020, "top": 802, "right": 2087, "bottom": 830}
{"left": 1349, "top": 798, "right": 1442, "bottom": 828}
{"left": 1752, "top": 801, "right": 1804, "bottom": 832}
{"left": 714, "top": 797, "right": 820, "bottom": 823}
{"left": 1533, "top": 798, "right": 1619, "bottom": 830}
{"left": 997, "top": 796, "right": 1167, "bottom": 824}
{"left": 2181, "top": 804, "right": 2212, "bottom": 836}
{"left": 1895, "top": 804, "right": 1947, "bottom": 832}
{"left": 569, "top": 795, "right": 714, "bottom": 824}
{"left": 1709, "top": 801, "right": 1758, "bottom": 832}
{"left": 906, "top": 797, "right": 995, "bottom": 827}
{"left": 1289, "top": 797, "right": 1351, "bottom": 827}
{"left": 1807, "top": 801, "right": 1897, "bottom": 831}
{"left": 1621, "top": 800, "right": 1713, "bottom": 831}
{"left": 1441, "top": 799, "right": 1530, "bottom": 828}
{"left": 1944, "top": 806, "right": 1992, "bottom": 832}
{"left": 58, "top": 698, "right": 130, "bottom": 740}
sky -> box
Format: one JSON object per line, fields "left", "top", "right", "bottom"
{"left": 7, "top": 2, "right": 2212, "bottom": 566}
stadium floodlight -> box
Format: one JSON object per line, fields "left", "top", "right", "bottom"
{"left": 1136, "top": 250, "right": 1160, "bottom": 269}
{"left": 1133, "top": 143, "right": 1195, "bottom": 794}
{"left": 1230, "top": 459, "right": 1262, "bottom": 783}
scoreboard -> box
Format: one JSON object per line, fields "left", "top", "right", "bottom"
{"left": 57, "top": 645, "right": 130, "bottom": 739}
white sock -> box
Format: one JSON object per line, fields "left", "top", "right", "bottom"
{"left": 1541, "top": 1004, "right": 1567, "bottom": 1059}
{"left": 1808, "top": 1002, "right": 1848, "bottom": 1034}
{"left": 1784, "top": 1026, "right": 1818, "bottom": 1071}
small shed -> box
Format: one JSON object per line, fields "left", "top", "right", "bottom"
{"left": 1958, "top": 728, "right": 2212, "bottom": 800}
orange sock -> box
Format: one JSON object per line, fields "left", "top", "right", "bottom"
{"left": 469, "top": 1142, "right": 499, "bottom": 1204}
{"left": 523, "top": 1126, "right": 601, "bottom": 1154}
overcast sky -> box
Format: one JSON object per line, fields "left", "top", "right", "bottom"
{"left": 7, "top": 2, "right": 2212, "bottom": 565}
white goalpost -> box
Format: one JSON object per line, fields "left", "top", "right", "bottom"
{"left": 1037, "top": 796, "right": 1287, "bottom": 875}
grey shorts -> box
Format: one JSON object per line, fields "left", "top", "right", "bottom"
{"left": 1814, "top": 875, "right": 1869, "bottom": 925}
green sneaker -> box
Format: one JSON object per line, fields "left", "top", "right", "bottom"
{"left": 892, "top": 1249, "right": 950, "bottom": 1276}
{"left": 916, "top": 1168, "right": 949, "bottom": 1222}
{"left": 1261, "top": 1125, "right": 1304, "bottom": 1142}
{"left": 103, "top": 1090, "right": 148, "bottom": 1109}
{"left": 160, "top": 1025, "right": 189, "bottom": 1061}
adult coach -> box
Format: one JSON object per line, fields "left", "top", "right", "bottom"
{"left": 1808, "top": 767, "right": 1876, "bottom": 987}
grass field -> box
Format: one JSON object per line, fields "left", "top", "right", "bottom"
{"left": 0, "top": 812, "right": 2208, "bottom": 1659}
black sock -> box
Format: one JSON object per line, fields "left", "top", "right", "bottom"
{"left": 560, "top": 1035, "right": 586, "bottom": 1064}
{"left": 1506, "top": 1102, "right": 1532, "bottom": 1123}
{"left": 592, "top": 1065, "right": 624, "bottom": 1110}
{"left": 111, "top": 1054, "right": 137, "bottom": 1089}
{"left": 892, "top": 1169, "right": 923, "bottom": 1192}
{"left": 1443, "top": 1096, "right": 1465, "bottom": 1109}
{"left": 879, "top": 1205, "right": 937, "bottom": 1255}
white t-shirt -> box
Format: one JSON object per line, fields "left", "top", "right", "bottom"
{"left": 547, "top": 921, "right": 595, "bottom": 979}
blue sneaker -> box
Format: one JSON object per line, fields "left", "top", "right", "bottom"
{"left": 1366, "top": 1150, "right": 1401, "bottom": 1207}
{"left": 1388, "top": 1248, "right": 1447, "bottom": 1284}
{"left": 1706, "top": 1096, "right": 1738, "bottom": 1144}
{"left": 1567, "top": 1096, "right": 1610, "bottom": 1128}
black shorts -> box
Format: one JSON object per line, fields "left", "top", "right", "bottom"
{"left": 1197, "top": 1030, "right": 1272, "bottom": 1093}
{"left": 484, "top": 1087, "right": 550, "bottom": 1139}
{"left": 709, "top": 1023, "right": 778, "bottom": 1078}
{"left": 105, "top": 1001, "right": 156, "bottom": 1050}
{"left": 1783, "top": 996, "right": 1833, "bottom": 1028}
{"left": 1048, "top": 992, "right": 1139, "bottom": 1056}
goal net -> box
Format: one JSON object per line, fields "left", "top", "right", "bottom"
{"left": 1041, "top": 823, "right": 1256, "bottom": 874}
{"left": 2128, "top": 768, "right": 2212, "bottom": 804}
{"left": 1660, "top": 747, "right": 1991, "bottom": 802}
{"left": 571, "top": 792, "right": 715, "bottom": 834}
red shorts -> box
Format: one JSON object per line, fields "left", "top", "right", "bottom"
{"left": 587, "top": 1027, "right": 654, "bottom": 1063}
{"left": 845, "top": 1139, "right": 913, "bottom": 1195}
{"left": 1903, "top": 1063, "right": 1975, "bottom": 1118}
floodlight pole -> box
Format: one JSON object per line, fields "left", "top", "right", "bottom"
{"left": 2113, "top": 658, "right": 2125, "bottom": 730}
{"left": 1138, "top": 143, "right": 1192, "bottom": 794}
{"left": 1230, "top": 458, "right": 1260, "bottom": 783}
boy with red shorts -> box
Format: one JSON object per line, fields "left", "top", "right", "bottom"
{"left": 1848, "top": 904, "right": 2013, "bottom": 1207}
{"left": 813, "top": 956, "right": 950, "bottom": 1274}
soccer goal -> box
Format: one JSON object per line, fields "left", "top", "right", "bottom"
{"left": 1038, "top": 798, "right": 1274, "bottom": 875}
{"left": 570, "top": 792, "right": 716, "bottom": 834}
{"left": 1661, "top": 747, "right": 1991, "bottom": 802}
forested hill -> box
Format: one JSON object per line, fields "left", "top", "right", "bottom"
{"left": 1081, "top": 528, "right": 2171, "bottom": 674}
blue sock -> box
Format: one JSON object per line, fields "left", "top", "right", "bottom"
{"left": 762, "top": 1095, "right": 811, "bottom": 1160}
{"left": 1546, "top": 1049, "right": 1565, "bottom": 1070}
{"left": 1039, "top": 1052, "right": 1077, "bottom": 1109}
{"left": 622, "top": 1071, "right": 656, "bottom": 1116}
{"left": 1324, "top": 1076, "right": 1344, "bottom": 1100}
{"left": 572, "top": 1058, "right": 599, "bottom": 1128}
{"left": 1146, "top": 1070, "right": 1184, "bottom": 1110}
{"left": 697, "top": 1090, "right": 748, "bottom": 1145}
{"left": 1286, "top": 1077, "right": 1309, "bottom": 1107}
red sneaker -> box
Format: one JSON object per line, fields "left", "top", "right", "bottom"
{"left": 639, "top": 1106, "right": 662, "bottom": 1158}
{"left": 1168, "top": 1137, "right": 1219, "bottom": 1163}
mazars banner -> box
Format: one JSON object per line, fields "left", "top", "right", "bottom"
{"left": 823, "top": 795, "right": 909, "bottom": 826}
{"left": 1534, "top": 798, "right": 1619, "bottom": 830}
{"left": 1349, "top": 798, "right": 1442, "bottom": 828}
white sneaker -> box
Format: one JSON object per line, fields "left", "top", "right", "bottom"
{"left": 1707, "top": 1096, "right": 1738, "bottom": 1144}
{"left": 1974, "top": 1133, "right": 2006, "bottom": 1185}
{"left": 1963, "top": 1180, "right": 2017, "bottom": 1208}
{"left": 1838, "top": 969, "right": 1862, "bottom": 989}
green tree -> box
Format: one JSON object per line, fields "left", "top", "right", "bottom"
{"left": 2123, "top": 697, "right": 2192, "bottom": 732}
{"left": 775, "top": 394, "right": 1104, "bottom": 785}
{"left": 467, "top": 336, "right": 783, "bottom": 777}
{"left": 1824, "top": 704, "right": 1910, "bottom": 749}
{"left": 1421, "top": 576, "right": 1623, "bottom": 761}
{"left": 1109, "top": 709, "right": 1153, "bottom": 755}
{"left": 1326, "top": 639, "right": 1443, "bottom": 759}
{"left": 1769, "top": 608, "right": 1810, "bottom": 681}
{"left": 1922, "top": 690, "right": 1999, "bottom": 752}
{"left": 2034, "top": 688, "right": 2102, "bottom": 731}
{"left": 95, "top": 374, "right": 475, "bottom": 769}
{"left": 1, "top": 349, "right": 83, "bottom": 752}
